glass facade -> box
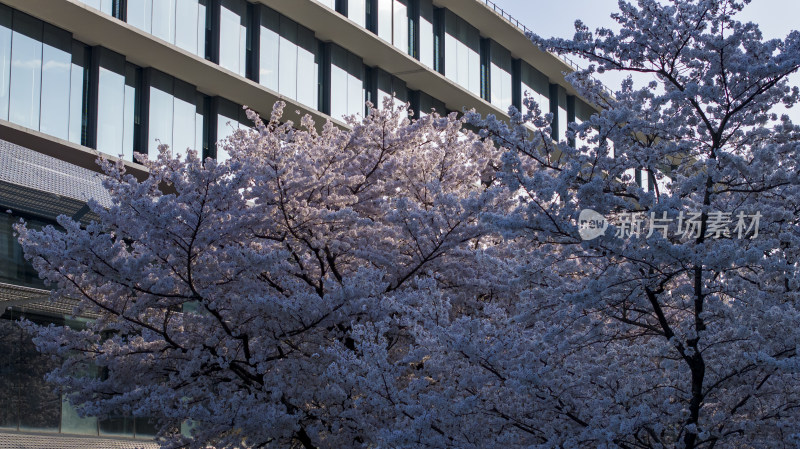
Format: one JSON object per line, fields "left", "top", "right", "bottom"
{"left": 126, "top": 0, "right": 207, "bottom": 57}
{"left": 413, "top": 90, "right": 447, "bottom": 118}
{"left": 375, "top": 0, "right": 409, "bottom": 53}
{"left": 145, "top": 69, "right": 206, "bottom": 158}
{"left": 372, "top": 68, "right": 408, "bottom": 110}
{"left": 417, "top": 0, "right": 434, "bottom": 68}
{"left": 347, "top": 0, "right": 367, "bottom": 27}
{"left": 213, "top": 97, "right": 250, "bottom": 161}
{"left": 329, "top": 44, "right": 365, "bottom": 121}
{"left": 0, "top": 214, "right": 48, "bottom": 289}
{"left": 258, "top": 7, "right": 319, "bottom": 109}
{"left": 94, "top": 48, "right": 139, "bottom": 161}
{"left": 488, "top": 40, "right": 512, "bottom": 111}
{"left": 442, "top": 10, "right": 480, "bottom": 96}
{"left": 572, "top": 97, "right": 595, "bottom": 149}
{"left": 77, "top": 0, "right": 116, "bottom": 16}
{"left": 519, "top": 60, "right": 550, "bottom": 116}
{"left": 315, "top": 0, "right": 336, "bottom": 9}
{"left": 0, "top": 1, "right": 586, "bottom": 163}
{"left": 0, "top": 307, "right": 154, "bottom": 438}
{"left": 216, "top": 0, "right": 248, "bottom": 77}
{"left": 8, "top": 11, "right": 42, "bottom": 131}
{"left": 0, "top": 8, "right": 88, "bottom": 145}
{"left": 550, "top": 84, "right": 568, "bottom": 141}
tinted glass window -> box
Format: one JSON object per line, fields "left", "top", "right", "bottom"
{"left": 40, "top": 24, "right": 72, "bottom": 140}
{"left": 258, "top": 7, "right": 279, "bottom": 91}
{"left": 68, "top": 42, "right": 89, "bottom": 145}
{"left": 214, "top": 97, "right": 248, "bottom": 161}
{"left": 443, "top": 11, "right": 480, "bottom": 96}
{"left": 520, "top": 61, "right": 549, "bottom": 116}
{"left": 8, "top": 11, "right": 43, "bottom": 130}
{"left": 126, "top": 0, "right": 152, "bottom": 33}
{"left": 218, "top": 0, "right": 247, "bottom": 76}
{"left": 0, "top": 5, "right": 11, "bottom": 121}
{"left": 95, "top": 49, "right": 126, "bottom": 156}
{"left": 278, "top": 15, "right": 298, "bottom": 100}
{"left": 330, "top": 45, "right": 364, "bottom": 121}
{"left": 295, "top": 25, "right": 318, "bottom": 109}
{"left": 152, "top": 0, "right": 177, "bottom": 43}
{"left": 173, "top": 78, "right": 198, "bottom": 157}
{"left": 147, "top": 69, "right": 174, "bottom": 155}
{"left": 348, "top": 0, "right": 366, "bottom": 27}
{"left": 418, "top": 0, "right": 433, "bottom": 68}
{"left": 489, "top": 40, "right": 512, "bottom": 111}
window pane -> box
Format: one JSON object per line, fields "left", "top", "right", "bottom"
{"left": 0, "top": 5, "right": 11, "bottom": 121}
{"left": 296, "top": 25, "right": 318, "bottom": 109}
{"left": 40, "top": 24, "right": 72, "bottom": 140}
{"left": 194, "top": 92, "right": 207, "bottom": 156}
{"left": 197, "top": 0, "right": 207, "bottom": 58}
{"left": 175, "top": 0, "right": 198, "bottom": 54}
{"left": 147, "top": 70, "right": 174, "bottom": 156}
{"left": 215, "top": 98, "right": 246, "bottom": 161}
{"left": 377, "top": 0, "right": 392, "bottom": 43}
{"left": 0, "top": 215, "right": 47, "bottom": 288}
{"left": 152, "top": 0, "right": 176, "bottom": 43}
{"left": 69, "top": 42, "right": 89, "bottom": 145}
{"left": 278, "top": 15, "right": 298, "bottom": 100}
{"left": 78, "top": 0, "right": 114, "bottom": 14}
{"left": 393, "top": 0, "right": 408, "bottom": 53}
{"left": 126, "top": 0, "right": 152, "bottom": 33}
{"left": 489, "top": 41, "right": 512, "bottom": 111}
{"left": 9, "top": 11, "right": 43, "bottom": 130}
{"left": 218, "top": 0, "right": 246, "bottom": 76}
{"left": 135, "top": 417, "right": 158, "bottom": 438}
{"left": 393, "top": 77, "right": 408, "bottom": 108}
{"left": 556, "top": 86, "right": 567, "bottom": 141}
{"left": 418, "top": 0, "right": 433, "bottom": 68}
{"left": 520, "top": 61, "right": 549, "bottom": 116}
{"left": 418, "top": 91, "right": 445, "bottom": 117}
{"left": 122, "top": 63, "right": 138, "bottom": 160}
{"left": 467, "top": 38, "right": 480, "bottom": 96}
{"left": 173, "top": 78, "right": 197, "bottom": 157}
{"left": 79, "top": 0, "right": 102, "bottom": 10}
{"left": 96, "top": 49, "right": 126, "bottom": 156}
{"left": 348, "top": 0, "right": 366, "bottom": 27}
{"left": 61, "top": 396, "right": 98, "bottom": 436}
{"left": 347, "top": 52, "right": 364, "bottom": 117}
{"left": 330, "top": 45, "right": 348, "bottom": 120}
{"left": 315, "top": 0, "right": 335, "bottom": 9}
{"left": 100, "top": 416, "right": 134, "bottom": 437}
{"left": 258, "top": 6, "right": 279, "bottom": 91}
{"left": 376, "top": 69, "right": 391, "bottom": 108}
{"left": 443, "top": 11, "right": 480, "bottom": 97}
{"left": 443, "top": 25, "right": 456, "bottom": 82}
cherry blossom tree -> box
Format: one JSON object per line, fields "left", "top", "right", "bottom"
{"left": 456, "top": 0, "right": 800, "bottom": 447}
{"left": 16, "top": 1, "right": 800, "bottom": 448}
{"left": 17, "top": 101, "right": 504, "bottom": 448}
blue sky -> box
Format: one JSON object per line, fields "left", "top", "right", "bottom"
{"left": 491, "top": 0, "right": 800, "bottom": 121}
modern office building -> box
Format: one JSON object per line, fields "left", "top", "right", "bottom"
{"left": 0, "top": 0, "right": 597, "bottom": 447}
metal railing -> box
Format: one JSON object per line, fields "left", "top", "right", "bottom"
{"left": 480, "top": 0, "right": 614, "bottom": 97}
